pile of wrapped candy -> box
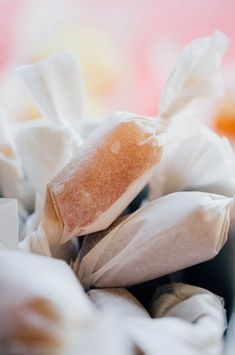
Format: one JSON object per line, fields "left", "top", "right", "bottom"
{"left": 0, "top": 31, "right": 235, "bottom": 355}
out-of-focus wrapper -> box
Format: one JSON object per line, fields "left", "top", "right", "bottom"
{"left": 16, "top": 51, "right": 84, "bottom": 228}
{"left": 21, "top": 31, "right": 229, "bottom": 256}
{"left": 16, "top": 51, "right": 84, "bottom": 146}
{"left": 149, "top": 115, "right": 235, "bottom": 200}
{"left": 123, "top": 283, "right": 226, "bottom": 355}
{"left": 88, "top": 288, "right": 150, "bottom": 319}
{"left": 158, "top": 31, "right": 229, "bottom": 121}
{"left": 149, "top": 30, "right": 232, "bottom": 200}
{"left": 15, "top": 120, "right": 74, "bottom": 234}
{"left": 75, "top": 191, "right": 235, "bottom": 289}
{"left": 0, "top": 199, "right": 18, "bottom": 250}
{"left": 0, "top": 250, "right": 93, "bottom": 354}
{"left": 0, "top": 250, "right": 134, "bottom": 355}
{"left": 0, "top": 112, "right": 34, "bottom": 214}
{"left": 16, "top": 52, "right": 84, "bottom": 259}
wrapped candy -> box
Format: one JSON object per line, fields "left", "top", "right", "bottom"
{"left": 0, "top": 250, "right": 94, "bottom": 354}
{"left": 149, "top": 114, "right": 235, "bottom": 200}
{"left": 0, "top": 250, "right": 135, "bottom": 355}
{"left": 87, "top": 283, "right": 226, "bottom": 354}
{"left": 22, "top": 31, "right": 229, "bottom": 256}
{"left": 123, "top": 283, "right": 226, "bottom": 355}
{"left": 22, "top": 111, "right": 163, "bottom": 255}
{"left": 75, "top": 191, "right": 235, "bottom": 289}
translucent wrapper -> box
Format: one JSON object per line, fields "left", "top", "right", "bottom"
{"left": 88, "top": 283, "right": 226, "bottom": 354}
{"left": 158, "top": 31, "right": 229, "bottom": 120}
{"left": 0, "top": 112, "right": 33, "bottom": 213}
{"left": 39, "top": 112, "right": 163, "bottom": 246}
{"left": 21, "top": 31, "right": 229, "bottom": 255}
{"left": 0, "top": 250, "right": 135, "bottom": 355}
{"left": 17, "top": 51, "right": 84, "bottom": 144}
{"left": 16, "top": 52, "right": 84, "bottom": 229}
{"left": 123, "top": 283, "right": 226, "bottom": 355}
{"left": 0, "top": 199, "right": 18, "bottom": 250}
{"left": 15, "top": 120, "right": 74, "bottom": 233}
{"left": 88, "top": 288, "right": 150, "bottom": 319}
{"left": 149, "top": 115, "right": 235, "bottom": 200}
{"left": 0, "top": 250, "right": 92, "bottom": 354}
{"left": 75, "top": 191, "right": 235, "bottom": 289}
{"left": 16, "top": 53, "right": 84, "bottom": 258}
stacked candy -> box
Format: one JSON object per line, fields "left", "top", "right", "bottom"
{"left": 0, "top": 31, "right": 234, "bottom": 354}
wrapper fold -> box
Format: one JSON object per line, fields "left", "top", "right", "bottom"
{"left": 123, "top": 283, "right": 226, "bottom": 355}
{"left": 17, "top": 51, "right": 83, "bottom": 142}
{"left": 0, "top": 112, "right": 33, "bottom": 213}
{"left": 88, "top": 288, "right": 150, "bottom": 319}
{"left": 149, "top": 115, "right": 235, "bottom": 200}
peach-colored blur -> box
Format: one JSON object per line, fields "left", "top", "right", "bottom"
{"left": 0, "top": 0, "right": 234, "bottom": 141}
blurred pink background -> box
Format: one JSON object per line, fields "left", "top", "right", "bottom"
{"left": 0, "top": 0, "right": 235, "bottom": 135}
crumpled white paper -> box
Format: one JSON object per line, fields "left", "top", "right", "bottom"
{"left": 149, "top": 114, "right": 235, "bottom": 200}
{"left": 75, "top": 191, "right": 235, "bottom": 289}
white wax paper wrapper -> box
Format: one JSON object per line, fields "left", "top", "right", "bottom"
{"left": 149, "top": 116, "right": 235, "bottom": 200}
{"left": 15, "top": 119, "right": 74, "bottom": 233}
{"left": 123, "top": 283, "right": 225, "bottom": 355}
{"left": 0, "top": 110, "right": 16, "bottom": 157}
{"left": 0, "top": 199, "right": 18, "bottom": 250}
{"left": 75, "top": 191, "right": 235, "bottom": 289}
{"left": 88, "top": 288, "right": 150, "bottom": 319}
{"left": 0, "top": 112, "right": 34, "bottom": 212}
{"left": 17, "top": 52, "right": 83, "bottom": 147}
{"left": 0, "top": 250, "right": 134, "bottom": 355}
{"left": 159, "top": 31, "right": 229, "bottom": 120}
{"left": 16, "top": 121, "right": 78, "bottom": 260}
{"left": 0, "top": 250, "right": 92, "bottom": 354}
{"left": 22, "top": 110, "right": 163, "bottom": 259}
